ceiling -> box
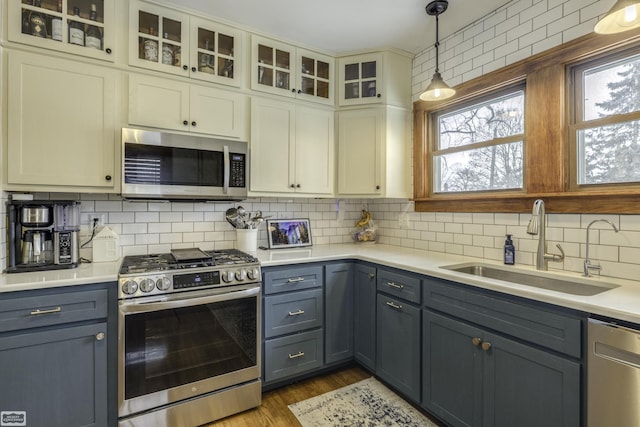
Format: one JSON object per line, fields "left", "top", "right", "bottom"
{"left": 163, "top": 0, "right": 513, "bottom": 55}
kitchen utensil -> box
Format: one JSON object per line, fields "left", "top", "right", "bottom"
{"left": 226, "top": 207, "right": 240, "bottom": 227}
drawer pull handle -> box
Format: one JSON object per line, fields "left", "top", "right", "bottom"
{"left": 482, "top": 341, "right": 492, "bottom": 351}
{"left": 288, "top": 310, "right": 305, "bottom": 316}
{"left": 287, "top": 277, "right": 305, "bottom": 283}
{"left": 30, "top": 307, "right": 62, "bottom": 316}
{"left": 472, "top": 337, "right": 482, "bottom": 347}
{"left": 288, "top": 351, "right": 305, "bottom": 359}
{"left": 387, "top": 281, "right": 404, "bottom": 290}
{"left": 96, "top": 332, "right": 105, "bottom": 341}
{"left": 386, "top": 301, "right": 402, "bottom": 310}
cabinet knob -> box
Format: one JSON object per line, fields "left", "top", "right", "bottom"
{"left": 105, "top": 48, "right": 112, "bottom": 54}
{"left": 481, "top": 341, "right": 492, "bottom": 351}
{"left": 297, "top": 89, "right": 302, "bottom": 94}
{"left": 376, "top": 185, "right": 381, "bottom": 190}
{"left": 105, "top": 175, "right": 112, "bottom": 181}
{"left": 471, "top": 337, "right": 482, "bottom": 347}
{"left": 96, "top": 332, "right": 105, "bottom": 341}
{"left": 290, "top": 184, "right": 296, "bottom": 188}
{"left": 377, "top": 93, "right": 382, "bottom": 98}
{"left": 191, "top": 121, "right": 197, "bottom": 127}
{"left": 183, "top": 65, "right": 188, "bottom": 71}
{"left": 368, "top": 273, "right": 375, "bottom": 279}
{"left": 183, "top": 120, "right": 189, "bottom": 126}
{"left": 291, "top": 88, "right": 296, "bottom": 93}
{"left": 191, "top": 67, "right": 197, "bottom": 72}
{"left": 296, "top": 184, "right": 301, "bottom": 188}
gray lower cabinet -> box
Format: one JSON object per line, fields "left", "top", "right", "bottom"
{"left": 376, "top": 268, "right": 421, "bottom": 402}
{"left": 354, "top": 264, "right": 376, "bottom": 370}
{"left": 422, "top": 277, "right": 582, "bottom": 427}
{"left": 0, "top": 283, "right": 115, "bottom": 427}
{"left": 324, "top": 263, "right": 354, "bottom": 364}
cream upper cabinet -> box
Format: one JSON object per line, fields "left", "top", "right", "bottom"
{"left": 6, "top": 50, "right": 117, "bottom": 192}
{"left": 8, "top": 0, "right": 116, "bottom": 62}
{"left": 251, "top": 35, "right": 334, "bottom": 105}
{"left": 337, "top": 106, "right": 411, "bottom": 198}
{"left": 250, "top": 97, "right": 334, "bottom": 196}
{"left": 338, "top": 50, "right": 412, "bottom": 107}
{"left": 129, "top": 1, "right": 242, "bottom": 88}
{"left": 128, "top": 73, "right": 248, "bottom": 139}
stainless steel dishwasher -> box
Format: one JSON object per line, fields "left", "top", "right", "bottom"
{"left": 588, "top": 318, "right": 640, "bottom": 426}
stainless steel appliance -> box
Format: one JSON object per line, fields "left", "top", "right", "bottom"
{"left": 588, "top": 318, "right": 640, "bottom": 426}
{"left": 121, "top": 128, "right": 248, "bottom": 201}
{"left": 6, "top": 200, "right": 80, "bottom": 273}
{"left": 117, "top": 248, "right": 261, "bottom": 427}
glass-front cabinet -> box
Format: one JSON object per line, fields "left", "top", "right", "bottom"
{"left": 8, "top": 0, "right": 115, "bottom": 61}
{"left": 252, "top": 35, "right": 334, "bottom": 105}
{"left": 338, "top": 53, "right": 383, "bottom": 106}
{"left": 129, "top": 2, "right": 242, "bottom": 87}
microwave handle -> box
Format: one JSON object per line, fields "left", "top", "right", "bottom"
{"left": 223, "top": 145, "right": 230, "bottom": 195}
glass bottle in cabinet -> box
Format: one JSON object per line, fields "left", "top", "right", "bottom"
{"left": 189, "top": 17, "right": 241, "bottom": 86}
{"left": 132, "top": 4, "right": 186, "bottom": 72}
{"left": 298, "top": 52, "right": 332, "bottom": 102}
{"left": 11, "top": 0, "right": 113, "bottom": 60}
{"left": 257, "top": 42, "right": 291, "bottom": 91}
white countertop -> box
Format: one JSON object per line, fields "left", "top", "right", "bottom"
{"left": 3, "top": 243, "right": 640, "bottom": 324}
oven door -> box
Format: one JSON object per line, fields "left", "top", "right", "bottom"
{"left": 118, "top": 284, "right": 261, "bottom": 418}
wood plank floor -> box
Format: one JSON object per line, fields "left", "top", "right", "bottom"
{"left": 207, "top": 365, "right": 444, "bottom": 426}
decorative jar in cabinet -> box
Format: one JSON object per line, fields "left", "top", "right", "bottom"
{"left": 8, "top": 0, "right": 115, "bottom": 61}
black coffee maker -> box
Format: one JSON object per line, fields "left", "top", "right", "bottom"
{"left": 6, "top": 200, "right": 80, "bottom": 273}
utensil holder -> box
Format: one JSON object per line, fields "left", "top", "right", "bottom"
{"left": 236, "top": 229, "right": 258, "bottom": 252}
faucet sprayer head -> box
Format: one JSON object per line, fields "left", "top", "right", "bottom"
{"left": 526, "top": 199, "right": 544, "bottom": 235}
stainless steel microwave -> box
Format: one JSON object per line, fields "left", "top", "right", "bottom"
{"left": 121, "top": 128, "right": 248, "bottom": 201}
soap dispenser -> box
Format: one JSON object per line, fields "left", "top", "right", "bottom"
{"left": 504, "top": 234, "right": 515, "bottom": 265}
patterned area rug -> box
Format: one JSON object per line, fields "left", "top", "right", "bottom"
{"left": 288, "top": 377, "right": 438, "bottom": 426}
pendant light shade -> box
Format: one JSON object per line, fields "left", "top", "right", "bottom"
{"left": 594, "top": 0, "right": 640, "bottom": 34}
{"left": 420, "top": 0, "right": 456, "bottom": 101}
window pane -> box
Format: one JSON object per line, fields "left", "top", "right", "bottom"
{"left": 438, "top": 91, "right": 524, "bottom": 149}
{"left": 578, "top": 119, "right": 640, "bottom": 184}
{"left": 434, "top": 142, "right": 523, "bottom": 193}
{"left": 583, "top": 54, "right": 640, "bottom": 121}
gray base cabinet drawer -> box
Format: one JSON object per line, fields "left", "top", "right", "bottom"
{"left": 423, "top": 278, "right": 582, "bottom": 358}
{"left": 263, "top": 266, "right": 323, "bottom": 295}
{"left": 377, "top": 269, "right": 421, "bottom": 304}
{"left": 0, "top": 289, "right": 109, "bottom": 332}
{"left": 264, "top": 329, "right": 324, "bottom": 383}
{"left": 264, "top": 289, "right": 323, "bottom": 338}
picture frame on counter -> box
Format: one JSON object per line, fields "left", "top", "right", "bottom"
{"left": 266, "top": 218, "right": 312, "bottom": 249}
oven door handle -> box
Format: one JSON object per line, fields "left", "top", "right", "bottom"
{"left": 120, "top": 285, "right": 260, "bottom": 314}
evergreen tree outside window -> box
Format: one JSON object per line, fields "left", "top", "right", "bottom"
{"left": 572, "top": 50, "right": 640, "bottom": 186}
{"left": 431, "top": 87, "right": 525, "bottom": 193}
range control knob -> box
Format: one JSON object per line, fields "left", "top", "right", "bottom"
{"left": 235, "top": 269, "right": 247, "bottom": 281}
{"left": 122, "top": 280, "right": 138, "bottom": 295}
{"left": 156, "top": 277, "right": 171, "bottom": 291}
{"left": 247, "top": 268, "right": 260, "bottom": 280}
{"left": 222, "top": 270, "right": 235, "bottom": 283}
{"left": 140, "top": 278, "right": 155, "bottom": 293}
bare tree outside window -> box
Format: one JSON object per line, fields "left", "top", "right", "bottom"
{"left": 433, "top": 90, "right": 524, "bottom": 193}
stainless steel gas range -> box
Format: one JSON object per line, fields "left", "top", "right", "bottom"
{"left": 117, "top": 248, "right": 261, "bottom": 427}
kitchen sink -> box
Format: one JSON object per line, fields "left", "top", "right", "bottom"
{"left": 442, "top": 263, "right": 619, "bottom": 296}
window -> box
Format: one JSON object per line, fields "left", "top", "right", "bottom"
{"left": 431, "top": 87, "right": 525, "bottom": 193}
{"left": 571, "top": 49, "right": 640, "bottom": 187}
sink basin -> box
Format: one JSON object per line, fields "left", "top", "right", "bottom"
{"left": 442, "top": 263, "right": 619, "bottom": 296}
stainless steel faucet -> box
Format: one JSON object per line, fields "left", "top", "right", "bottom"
{"left": 526, "top": 199, "right": 565, "bottom": 270}
{"left": 584, "top": 219, "right": 619, "bottom": 277}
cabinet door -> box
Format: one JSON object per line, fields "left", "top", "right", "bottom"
{"left": 7, "top": 51, "right": 116, "bottom": 190}
{"left": 338, "top": 53, "right": 383, "bottom": 106}
{"left": 249, "top": 97, "right": 295, "bottom": 193}
{"left": 294, "top": 106, "right": 335, "bottom": 195}
{"left": 423, "top": 310, "right": 483, "bottom": 427}
{"left": 8, "top": 0, "right": 115, "bottom": 62}
{"left": 483, "top": 332, "right": 580, "bottom": 427}
{"left": 324, "top": 263, "right": 353, "bottom": 364}
{"left": 376, "top": 294, "right": 421, "bottom": 402}
{"left": 190, "top": 85, "right": 247, "bottom": 138}
{"left": 0, "top": 323, "right": 108, "bottom": 427}
{"left": 337, "top": 108, "right": 382, "bottom": 195}
{"left": 296, "top": 48, "right": 334, "bottom": 105}
{"left": 354, "top": 264, "right": 376, "bottom": 370}
{"left": 128, "top": 73, "right": 190, "bottom": 132}
{"left": 251, "top": 35, "right": 296, "bottom": 98}
{"left": 129, "top": 1, "right": 190, "bottom": 76}
{"left": 189, "top": 17, "right": 242, "bottom": 87}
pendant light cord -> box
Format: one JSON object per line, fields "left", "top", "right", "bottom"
{"left": 434, "top": 13, "right": 440, "bottom": 73}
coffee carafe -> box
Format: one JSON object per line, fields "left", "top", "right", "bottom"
{"left": 6, "top": 200, "right": 80, "bottom": 273}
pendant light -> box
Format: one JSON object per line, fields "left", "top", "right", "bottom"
{"left": 594, "top": 0, "right": 640, "bottom": 34}
{"left": 420, "top": 0, "right": 456, "bottom": 101}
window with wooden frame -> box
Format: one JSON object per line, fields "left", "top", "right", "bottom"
{"left": 569, "top": 47, "right": 640, "bottom": 190}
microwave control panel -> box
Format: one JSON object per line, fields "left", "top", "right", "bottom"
{"left": 230, "top": 153, "right": 246, "bottom": 187}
